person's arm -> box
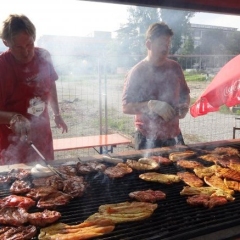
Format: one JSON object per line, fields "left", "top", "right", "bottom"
{"left": 123, "top": 102, "right": 150, "bottom": 115}
{"left": 49, "top": 82, "right": 68, "bottom": 133}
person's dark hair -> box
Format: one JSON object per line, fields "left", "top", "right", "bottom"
{"left": 0, "top": 14, "right": 36, "bottom": 43}
{"left": 146, "top": 22, "right": 173, "bottom": 41}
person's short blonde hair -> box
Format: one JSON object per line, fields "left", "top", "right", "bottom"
{"left": 146, "top": 22, "right": 173, "bottom": 41}
{"left": 0, "top": 14, "right": 36, "bottom": 43}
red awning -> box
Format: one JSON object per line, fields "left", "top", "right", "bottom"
{"left": 190, "top": 55, "right": 240, "bottom": 117}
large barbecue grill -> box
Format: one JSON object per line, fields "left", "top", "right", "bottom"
{"left": 1, "top": 142, "right": 240, "bottom": 239}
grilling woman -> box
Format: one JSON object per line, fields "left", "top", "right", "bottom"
{"left": 122, "top": 22, "right": 190, "bottom": 150}
{"left": 0, "top": 14, "right": 68, "bottom": 164}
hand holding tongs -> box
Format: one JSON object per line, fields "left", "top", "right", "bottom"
{"left": 25, "top": 136, "right": 66, "bottom": 179}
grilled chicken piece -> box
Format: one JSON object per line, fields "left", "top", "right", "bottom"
{"left": 150, "top": 156, "right": 172, "bottom": 165}
{"left": 39, "top": 219, "right": 115, "bottom": 240}
{"left": 87, "top": 201, "right": 158, "bottom": 224}
{"left": 0, "top": 207, "right": 29, "bottom": 226}
{"left": 46, "top": 175, "right": 64, "bottom": 191}
{"left": 224, "top": 178, "right": 240, "bottom": 191}
{"left": 32, "top": 177, "right": 49, "bottom": 187}
{"left": 139, "top": 172, "right": 181, "bottom": 184}
{"left": 169, "top": 150, "right": 196, "bottom": 161}
{"left": 186, "top": 194, "right": 228, "bottom": 208}
{"left": 28, "top": 209, "right": 61, "bottom": 227}
{"left": 0, "top": 225, "right": 37, "bottom": 240}
{"left": 56, "top": 165, "right": 77, "bottom": 176}
{"left": 193, "top": 165, "right": 217, "bottom": 178}
{"left": 129, "top": 189, "right": 166, "bottom": 203}
{"left": 10, "top": 180, "right": 32, "bottom": 194}
{"left": 0, "top": 195, "right": 35, "bottom": 210}
{"left": 229, "top": 160, "right": 240, "bottom": 173}
{"left": 177, "top": 160, "right": 203, "bottom": 169}
{"left": 126, "top": 158, "right": 159, "bottom": 171}
{"left": 177, "top": 172, "right": 204, "bottom": 187}
{"left": 104, "top": 163, "right": 132, "bottom": 178}
{"left": 180, "top": 186, "right": 234, "bottom": 201}
{"left": 8, "top": 168, "right": 31, "bottom": 180}
{"left": 215, "top": 165, "right": 240, "bottom": 181}
{"left": 211, "top": 147, "right": 239, "bottom": 156}
{"left": 204, "top": 175, "right": 234, "bottom": 195}
{"left": 199, "top": 154, "right": 219, "bottom": 163}
{"left": 37, "top": 191, "right": 72, "bottom": 209}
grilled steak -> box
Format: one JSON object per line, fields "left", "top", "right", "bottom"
{"left": 37, "top": 191, "right": 72, "bottom": 209}
{"left": 177, "top": 160, "right": 203, "bottom": 169}
{"left": 0, "top": 225, "right": 37, "bottom": 240}
{"left": 126, "top": 158, "right": 159, "bottom": 171}
{"left": 150, "top": 156, "right": 172, "bottom": 165}
{"left": 62, "top": 176, "right": 87, "bottom": 198}
{"left": 46, "top": 175, "right": 64, "bottom": 191}
{"left": 28, "top": 209, "right": 61, "bottom": 227}
{"left": 26, "top": 186, "right": 58, "bottom": 200}
{"left": 104, "top": 163, "right": 132, "bottom": 178}
{"left": 139, "top": 172, "right": 181, "bottom": 184}
{"left": 76, "top": 161, "right": 106, "bottom": 174}
{"left": 177, "top": 172, "right": 204, "bottom": 187}
{"left": 0, "top": 207, "right": 28, "bottom": 226}
{"left": 0, "top": 195, "right": 35, "bottom": 210}
{"left": 10, "top": 180, "right": 32, "bottom": 194}
{"left": 186, "top": 194, "right": 228, "bottom": 208}
{"left": 129, "top": 189, "right": 166, "bottom": 202}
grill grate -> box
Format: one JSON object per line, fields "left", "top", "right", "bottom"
{"left": 1, "top": 153, "right": 240, "bottom": 239}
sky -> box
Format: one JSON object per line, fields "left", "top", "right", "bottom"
{"left": 1, "top": 0, "right": 240, "bottom": 40}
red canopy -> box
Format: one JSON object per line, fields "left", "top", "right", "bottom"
{"left": 190, "top": 55, "right": 240, "bottom": 117}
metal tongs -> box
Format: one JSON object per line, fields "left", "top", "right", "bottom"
{"left": 26, "top": 137, "right": 66, "bottom": 179}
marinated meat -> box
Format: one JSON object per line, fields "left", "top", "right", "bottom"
{"left": 76, "top": 161, "right": 106, "bottom": 174}
{"left": 169, "top": 150, "right": 196, "bottom": 161}
{"left": 0, "top": 207, "right": 28, "bottom": 226}
{"left": 10, "top": 180, "right": 32, "bottom": 194}
{"left": 229, "top": 160, "right": 240, "bottom": 173}
{"left": 62, "top": 176, "right": 87, "bottom": 198}
{"left": 46, "top": 175, "right": 64, "bottom": 190}
{"left": 8, "top": 169, "right": 31, "bottom": 180}
{"left": 39, "top": 219, "right": 115, "bottom": 240}
{"left": 0, "top": 175, "right": 13, "bottom": 184}
{"left": 224, "top": 178, "right": 240, "bottom": 191}
{"left": 211, "top": 147, "right": 239, "bottom": 156}
{"left": 139, "top": 172, "right": 181, "bottom": 184}
{"left": 0, "top": 225, "right": 37, "bottom": 240}
{"left": 56, "top": 165, "right": 77, "bottom": 176}
{"left": 150, "top": 156, "right": 172, "bottom": 165}
{"left": 37, "top": 191, "right": 72, "bottom": 209}
{"left": 177, "top": 172, "right": 204, "bottom": 187}
{"left": 104, "top": 163, "right": 132, "bottom": 178}
{"left": 177, "top": 160, "right": 203, "bottom": 169}
{"left": 193, "top": 165, "right": 216, "bottom": 178}
{"left": 0, "top": 195, "right": 35, "bottom": 210}
{"left": 32, "top": 177, "right": 49, "bottom": 187}
{"left": 87, "top": 201, "right": 158, "bottom": 224}
{"left": 186, "top": 194, "right": 228, "bottom": 208}
{"left": 199, "top": 154, "right": 219, "bottom": 163}
{"left": 28, "top": 209, "right": 61, "bottom": 227}
{"left": 26, "top": 186, "right": 58, "bottom": 199}
{"left": 204, "top": 175, "right": 234, "bottom": 195}
{"left": 126, "top": 158, "right": 159, "bottom": 171}
{"left": 215, "top": 165, "right": 240, "bottom": 181}
{"left": 129, "top": 189, "right": 166, "bottom": 202}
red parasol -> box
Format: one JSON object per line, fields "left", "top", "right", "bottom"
{"left": 190, "top": 55, "right": 240, "bottom": 117}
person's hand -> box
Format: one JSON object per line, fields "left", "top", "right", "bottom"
{"left": 148, "top": 100, "right": 176, "bottom": 121}
{"left": 9, "top": 114, "right": 31, "bottom": 140}
{"left": 54, "top": 115, "right": 68, "bottom": 133}
{"left": 176, "top": 103, "right": 189, "bottom": 119}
